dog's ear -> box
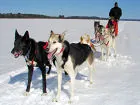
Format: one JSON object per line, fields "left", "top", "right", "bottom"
{"left": 61, "top": 33, "right": 65, "bottom": 41}
{"left": 50, "top": 30, "right": 54, "bottom": 35}
{"left": 61, "top": 31, "right": 66, "bottom": 40}
{"left": 49, "top": 30, "right": 54, "bottom": 38}
{"left": 23, "top": 31, "right": 29, "bottom": 40}
{"left": 80, "top": 36, "right": 83, "bottom": 43}
{"left": 58, "top": 34, "right": 65, "bottom": 42}
{"left": 15, "top": 29, "right": 20, "bottom": 39}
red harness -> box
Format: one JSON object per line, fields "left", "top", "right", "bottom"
{"left": 105, "top": 41, "right": 109, "bottom": 46}
{"left": 43, "top": 42, "right": 48, "bottom": 50}
{"left": 57, "top": 47, "right": 64, "bottom": 55}
{"left": 32, "top": 50, "right": 37, "bottom": 66}
{"left": 95, "top": 32, "right": 109, "bottom": 46}
{"left": 31, "top": 58, "right": 34, "bottom": 66}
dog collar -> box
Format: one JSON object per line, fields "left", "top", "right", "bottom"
{"left": 57, "top": 47, "right": 64, "bottom": 55}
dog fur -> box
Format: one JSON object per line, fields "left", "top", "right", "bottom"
{"left": 11, "top": 30, "right": 51, "bottom": 94}
{"left": 47, "top": 30, "right": 95, "bottom": 103}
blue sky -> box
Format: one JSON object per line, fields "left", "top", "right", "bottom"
{"left": 0, "top": 0, "right": 140, "bottom": 19}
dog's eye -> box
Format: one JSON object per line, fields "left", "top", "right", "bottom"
{"left": 53, "top": 41, "right": 56, "bottom": 44}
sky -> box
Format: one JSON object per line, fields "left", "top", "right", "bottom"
{"left": 0, "top": 0, "right": 140, "bottom": 19}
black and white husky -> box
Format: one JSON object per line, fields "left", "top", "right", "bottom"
{"left": 46, "top": 31, "right": 95, "bottom": 103}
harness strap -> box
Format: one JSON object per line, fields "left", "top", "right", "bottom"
{"left": 25, "top": 49, "right": 37, "bottom": 68}
{"left": 31, "top": 58, "right": 34, "bottom": 66}
{"left": 57, "top": 47, "right": 64, "bottom": 55}
{"left": 105, "top": 41, "right": 109, "bottom": 46}
{"left": 43, "top": 42, "right": 48, "bottom": 49}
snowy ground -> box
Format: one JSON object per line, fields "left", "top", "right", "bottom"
{"left": 0, "top": 19, "right": 140, "bottom": 105}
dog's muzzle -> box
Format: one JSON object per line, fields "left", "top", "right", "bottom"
{"left": 11, "top": 49, "right": 23, "bottom": 58}
{"left": 47, "top": 48, "right": 57, "bottom": 60}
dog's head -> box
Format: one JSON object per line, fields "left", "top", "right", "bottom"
{"left": 80, "top": 34, "right": 96, "bottom": 51}
{"left": 47, "top": 30, "right": 65, "bottom": 59}
{"left": 98, "top": 25, "right": 105, "bottom": 35}
{"left": 94, "top": 21, "right": 100, "bottom": 30}
{"left": 108, "top": 19, "right": 115, "bottom": 35}
{"left": 80, "top": 34, "right": 91, "bottom": 45}
{"left": 11, "top": 30, "right": 30, "bottom": 58}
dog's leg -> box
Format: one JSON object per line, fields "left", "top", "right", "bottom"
{"left": 87, "top": 66, "right": 96, "bottom": 86}
{"left": 92, "top": 61, "right": 96, "bottom": 72}
{"left": 46, "top": 63, "right": 52, "bottom": 75}
{"left": 53, "top": 67, "right": 62, "bottom": 102}
{"left": 87, "top": 53, "right": 95, "bottom": 84}
{"left": 89, "top": 68, "right": 93, "bottom": 84}
{"left": 56, "top": 70, "right": 62, "bottom": 100}
{"left": 88, "top": 64, "right": 93, "bottom": 84}
{"left": 114, "top": 47, "right": 117, "bottom": 58}
{"left": 113, "top": 38, "right": 117, "bottom": 57}
{"left": 25, "top": 65, "right": 33, "bottom": 94}
{"left": 39, "top": 66, "right": 47, "bottom": 94}
{"left": 101, "top": 47, "right": 104, "bottom": 60}
{"left": 107, "top": 47, "right": 110, "bottom": 60}
{"left": 68, "top": 70, "right": 75, "bottom": 103}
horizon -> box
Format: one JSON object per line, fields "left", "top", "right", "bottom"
{"left": 0, "top": 0, "right": 140, "bottom": 19}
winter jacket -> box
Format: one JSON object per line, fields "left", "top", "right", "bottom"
{"left": 109, "top": 7, "right": 122, "bottom": 20}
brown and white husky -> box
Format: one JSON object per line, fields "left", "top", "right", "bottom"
{"left": 46, "top": 30, "right": 95, "bottom": 103}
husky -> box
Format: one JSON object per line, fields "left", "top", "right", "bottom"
{"left": 11, "top": 30, "right": 51, "bottom": 95}
{"left": 46, "top": 30, "right": 95, "bottom": 103}
{"left": 94, "top": 21, "right": 116, "bottom": 60}
{"left": 80, "top": 34, "right": 96, "bottom": 51}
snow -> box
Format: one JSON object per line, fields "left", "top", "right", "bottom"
{"left": 0, "top": 19, "right": 140, "bottom": 105}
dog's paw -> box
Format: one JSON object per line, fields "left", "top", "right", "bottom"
{"left": 93, "top": 68, "right": 96, "bottom": 72}
{"left": 68, "top": 98, "right": 74, "bottom": 104}
{"left": 52, "top": 98, "right": 58, "bottom": 102}
{"left": 90, "top": 81, "right": 93, "bottom": 84}
{"left": 41, "top": 93, "right": 47, "bottom": 96}
{"left": 68, "top": 100, "right": 72, "bottom": 104}
{"left": 23, "top": 92, "right": 29, "bottom": 96}
{"left": 100, "top": 56, "right": 104, "bottom": 61}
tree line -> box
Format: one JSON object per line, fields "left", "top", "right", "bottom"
{"left": 0, "top": 13, "right": 106, "bottom": 19}
{"left": 0, "top": 13, "right": 139, "bottom": 21}
{"left": 0, "top": 13, "right": 54, "bottom": 18}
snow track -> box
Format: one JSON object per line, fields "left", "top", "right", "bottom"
{"left": 0, "top": 19, "right": 140, "bottom": 105}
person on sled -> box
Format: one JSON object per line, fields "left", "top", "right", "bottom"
{"left": 106, "top": 2, "right": 122, "bottom": 36}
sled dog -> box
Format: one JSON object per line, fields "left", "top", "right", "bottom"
{"left": 94, "top": 21, "right": 116, "bottom": 60}
{"left": 46, "top": 30, "right": 95, "bottom": 103}
{"left": 11, "top": 30, "right": 51, "bottom": 95}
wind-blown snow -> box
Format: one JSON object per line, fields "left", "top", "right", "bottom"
{"left": 0, "top": 19, "right": 140, "bottom": 105}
